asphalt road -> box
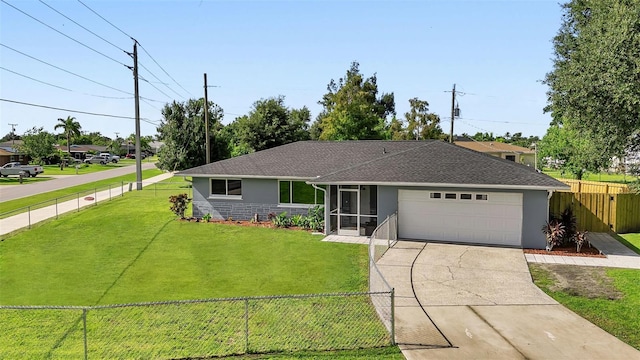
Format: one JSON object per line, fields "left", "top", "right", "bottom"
{"left": 0, "top": 162, "right": 158, "bottom": 203}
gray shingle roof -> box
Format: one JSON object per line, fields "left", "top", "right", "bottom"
{"left": 177, "top": 140, "right": 568, "bottom": 190}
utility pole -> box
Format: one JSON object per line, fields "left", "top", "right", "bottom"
{"left": 8, "top": 123, "right": 17, "bottom": 146}
{"left": 204, "top": 73, "right": 210, "bottom": 164}
{"left": 132, "top": 41, "right": 142, "bottom": 190}
{"left": 449, "top": 84, "right": 456, "bottom": 143}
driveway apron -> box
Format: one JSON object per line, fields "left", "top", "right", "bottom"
{"left": 378, "top": 241, "right": 640, "bottom": 360}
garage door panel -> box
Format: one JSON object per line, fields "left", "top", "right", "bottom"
{"left": 398, "top": 190, "right": 522, "bottom": 246}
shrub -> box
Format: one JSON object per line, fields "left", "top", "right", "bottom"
{"left": 542, "top": 220, "right": 565, "bottom": 251}
{"left": 573, "top": 231, "right": 589, "bottom": 252}
{"left": 558, "top": 207, "right": 577, "bottom": 245}
{"left": 168, "top": 193, "right": 191, "bottom": 219}
{"left": 202, "top": 213, "right": 212, "bottom": 222}
{"left": 272, "top": 212, "right": 291, "bottom": 228}
{"left": 307, "top": 206, "right": 324, "bottom": 232}
{"left": 290, "top": 214, "right": 308, "bottom": 228}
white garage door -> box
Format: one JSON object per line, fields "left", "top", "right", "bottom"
{"left": 398, "top": 190, "right": 523, "bottom": 246}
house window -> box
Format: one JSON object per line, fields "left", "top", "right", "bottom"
{"left": 210, "top": 179, "right": 242, "bottom": 197}
{"left": 279, "top": 181, "right": 324, "bottom": 205}
{"left": 430, "top": 192, "right": 441, "bottom": 199}
{"left": 445, "top": 193, "right": 457, "bottom": 199}
{"left": 505, "top": 155, "right": 516, "bottom": 162}
{"left": 460, "top": 194, "right": 472, "bottom": 200}
{"left": 476, "top": 194, "right": 488, "bottom": 200}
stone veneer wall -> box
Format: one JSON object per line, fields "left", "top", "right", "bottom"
{"left": 192, "top": 200, "right": 311, "bottom": 221}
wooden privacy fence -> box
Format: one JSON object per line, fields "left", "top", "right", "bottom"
{"left": 558, "top": 179, "right": 629, "bottom": 194}
{"left": 550, "top": 192, "right": 640, "bottom": 233}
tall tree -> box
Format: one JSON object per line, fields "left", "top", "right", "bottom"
{"left": 106, "top": 138, "right": 122, "bottom": 155}
{"left": 156, "top": 99, "right": 228, "bottom": 171}
{"left": 405, "top": 97, "right": 444, "bottom": 140}
{"left": 544, "top": 0, "right": 640, "bottom": 163}
{"left": 538, "top": 124, "right": 609, "bottom": 180}
{"left": 75, "top": 132, "right": 110, "bottom": 145}
{"left": 19, "top": 127, "right": 56, "bottom": 164}
{"left": 313, "top": 62, "right": 395, "bottom": 140}
{"left": 54, "top": 116, "right": 81, "bottom": 154}
{"left": 231, "top": 96, "right": 310, "bottom": 153}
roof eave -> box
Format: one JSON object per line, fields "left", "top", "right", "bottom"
{"left": 176, "top": 173, "right": 315, "bottom": 181}
{"left": 306, "top": 180, "right": 569, "bottom": 191}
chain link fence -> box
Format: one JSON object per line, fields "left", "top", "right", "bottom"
{"left": 368, "top": 212, "right": 397, "bottom": 337}
{"left": 1, "top": 292, "right": 392, "bottom": 359}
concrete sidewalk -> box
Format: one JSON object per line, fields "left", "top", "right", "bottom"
{"left": 0, "top": 172, "right": 175, "bottom": 237}
{"left": 0, "top": 162, "right": 158, "bottom": 202}
{"left": 525, "top": 232, "right": 640, "bottom": 269}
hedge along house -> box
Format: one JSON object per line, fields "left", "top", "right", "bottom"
{"left": 177, "top": 141, "right": 569, "bottom": 249}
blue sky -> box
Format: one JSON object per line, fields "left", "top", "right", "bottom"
{"left": 1, "top": 0, "right": 561, "bottom": 139}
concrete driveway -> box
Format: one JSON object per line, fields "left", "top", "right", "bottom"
{"left": 377, "top": 241, "right": 640, "bottom": 359}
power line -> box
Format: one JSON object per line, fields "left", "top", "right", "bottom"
{"left": 459, "top": 117, "right": 540, "bottom": 125}
{"left": 138, "top": 44, "right": 193, "bottom": 98}
{"left": 139, "top": 75, "right": 174, "bottom": 100}
{"left": 140, "top": 98, "right": 162, "bottom": 111}
{"left": 138, "top": 62, "right": 184, "bottom": 99}
{"left": 1, "top": 43, "right": 133, "bottom": 96}
{"left": 1, "top": 66, "right": 135, "bottom": 100}
{"left": 1, "top": 98, "right": 146, "bottom": 120}
{"left": 77, "top": 0, "right": 192, "bottom": 98}
{"left": 1, "top": 0, "right": 128, "bottom": 68}
{"left": 37, "top": 0, "right": 127, "bottom": 53}
{"left": 77, "top": 0, "right": 131, "bottom": 39}
{"left": 1, "top": 66, "right": 71, "bottom": 91}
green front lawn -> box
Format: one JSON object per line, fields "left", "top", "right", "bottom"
{"left": 0, "top": 169, "right": 164, "bottom": 216}
{"left": 543, "top": 169, "right": 637, "bottom": 184}
{"left": 0, "top": 195, "right": 367, "bottom": 304}
{"left": 616, "top": 233, "right": 640, "bottom": 255}
{"left": 530, "top": 264, "right": 640, "bottom": 350}
{"left": 0, "top": 190, "right": 400, "bottom": 358}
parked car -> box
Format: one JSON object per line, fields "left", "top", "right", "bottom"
{"left": 0, "top": 162, "right": 44, "bottom": 177}
{"left": 99, "top": 153, "right": 120, "bottom": 163}
{"left": 125, "top": 153, "right": 146, "bottom": 159}
{"left": 84, "top": 155, "right": 110, "bottom": 165}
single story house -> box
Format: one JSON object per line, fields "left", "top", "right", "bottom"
{"left": 455, "top": 140, "right": 536, "bottom": 167}
{"left": 0, "top": 140, "right": 28, "bottom": 166}
{"left": 177, "top": 140, "right": 569, "bottom": 249}
{"left": 56, "top": 144, "right": 108, "bottom": 160}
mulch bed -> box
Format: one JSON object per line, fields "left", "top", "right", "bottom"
{"left": 524, "top": 244, "right": 606, "bottom": 258}
{"left": 180, "top": 218, "right": 310, "bottom": 231}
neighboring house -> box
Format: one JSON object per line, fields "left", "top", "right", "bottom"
{"left": 455, "top": 140, "right": 536, "bottom": 167}
{"left": 149, "top": 141, "right": 164, "bottom": 155}
{"left": 0, "top": 140, "right": 27, "bottom": 166}
{"left": 177, "top": 141, "right": 569, "bottom": 249}
{"left": 56, "top": 144, "right": 108, "bottom": 160}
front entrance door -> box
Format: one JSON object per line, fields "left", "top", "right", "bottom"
{"left": 338, "top": 187, "right": 359, "bottom": 236}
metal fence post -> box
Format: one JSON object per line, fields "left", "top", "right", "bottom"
{"left": 244, "top": 298, "right": 249, "bottom": 354}
{"left": 28, "top": 206, "right": 31, "bottom": 229}
{"left": 94, "top": 189, "right": 97, "bottom": 205}
{"left": 109, "top": 185, "right": 112, "bottom": 200}
{"left": 121, "top": 181, "right": 124, "bottom": 197}
{"left": 83, "top": 308, "right": 88, "bottom": 360}
{"left": 77, "top": 194, "right": 80, "bottom": 212}
{"left": 55, "top": 198, "right": 59, "bottom": 219}
{"left": 390, "top": 288, "right": 396, "bottom": 345}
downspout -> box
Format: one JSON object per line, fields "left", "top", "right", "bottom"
{"left": 311, "top": 183, "right": 328, "bottom": 235}
{"left": 547, "top": 190, "right": 553, "bottom": 222}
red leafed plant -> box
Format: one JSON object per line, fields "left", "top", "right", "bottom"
{"left": 542, "top": 220, "right": 566, "bottom": 251}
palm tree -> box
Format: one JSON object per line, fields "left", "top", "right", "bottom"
{"left": 54, "top": 116, "right": 82, "bottom": 155}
